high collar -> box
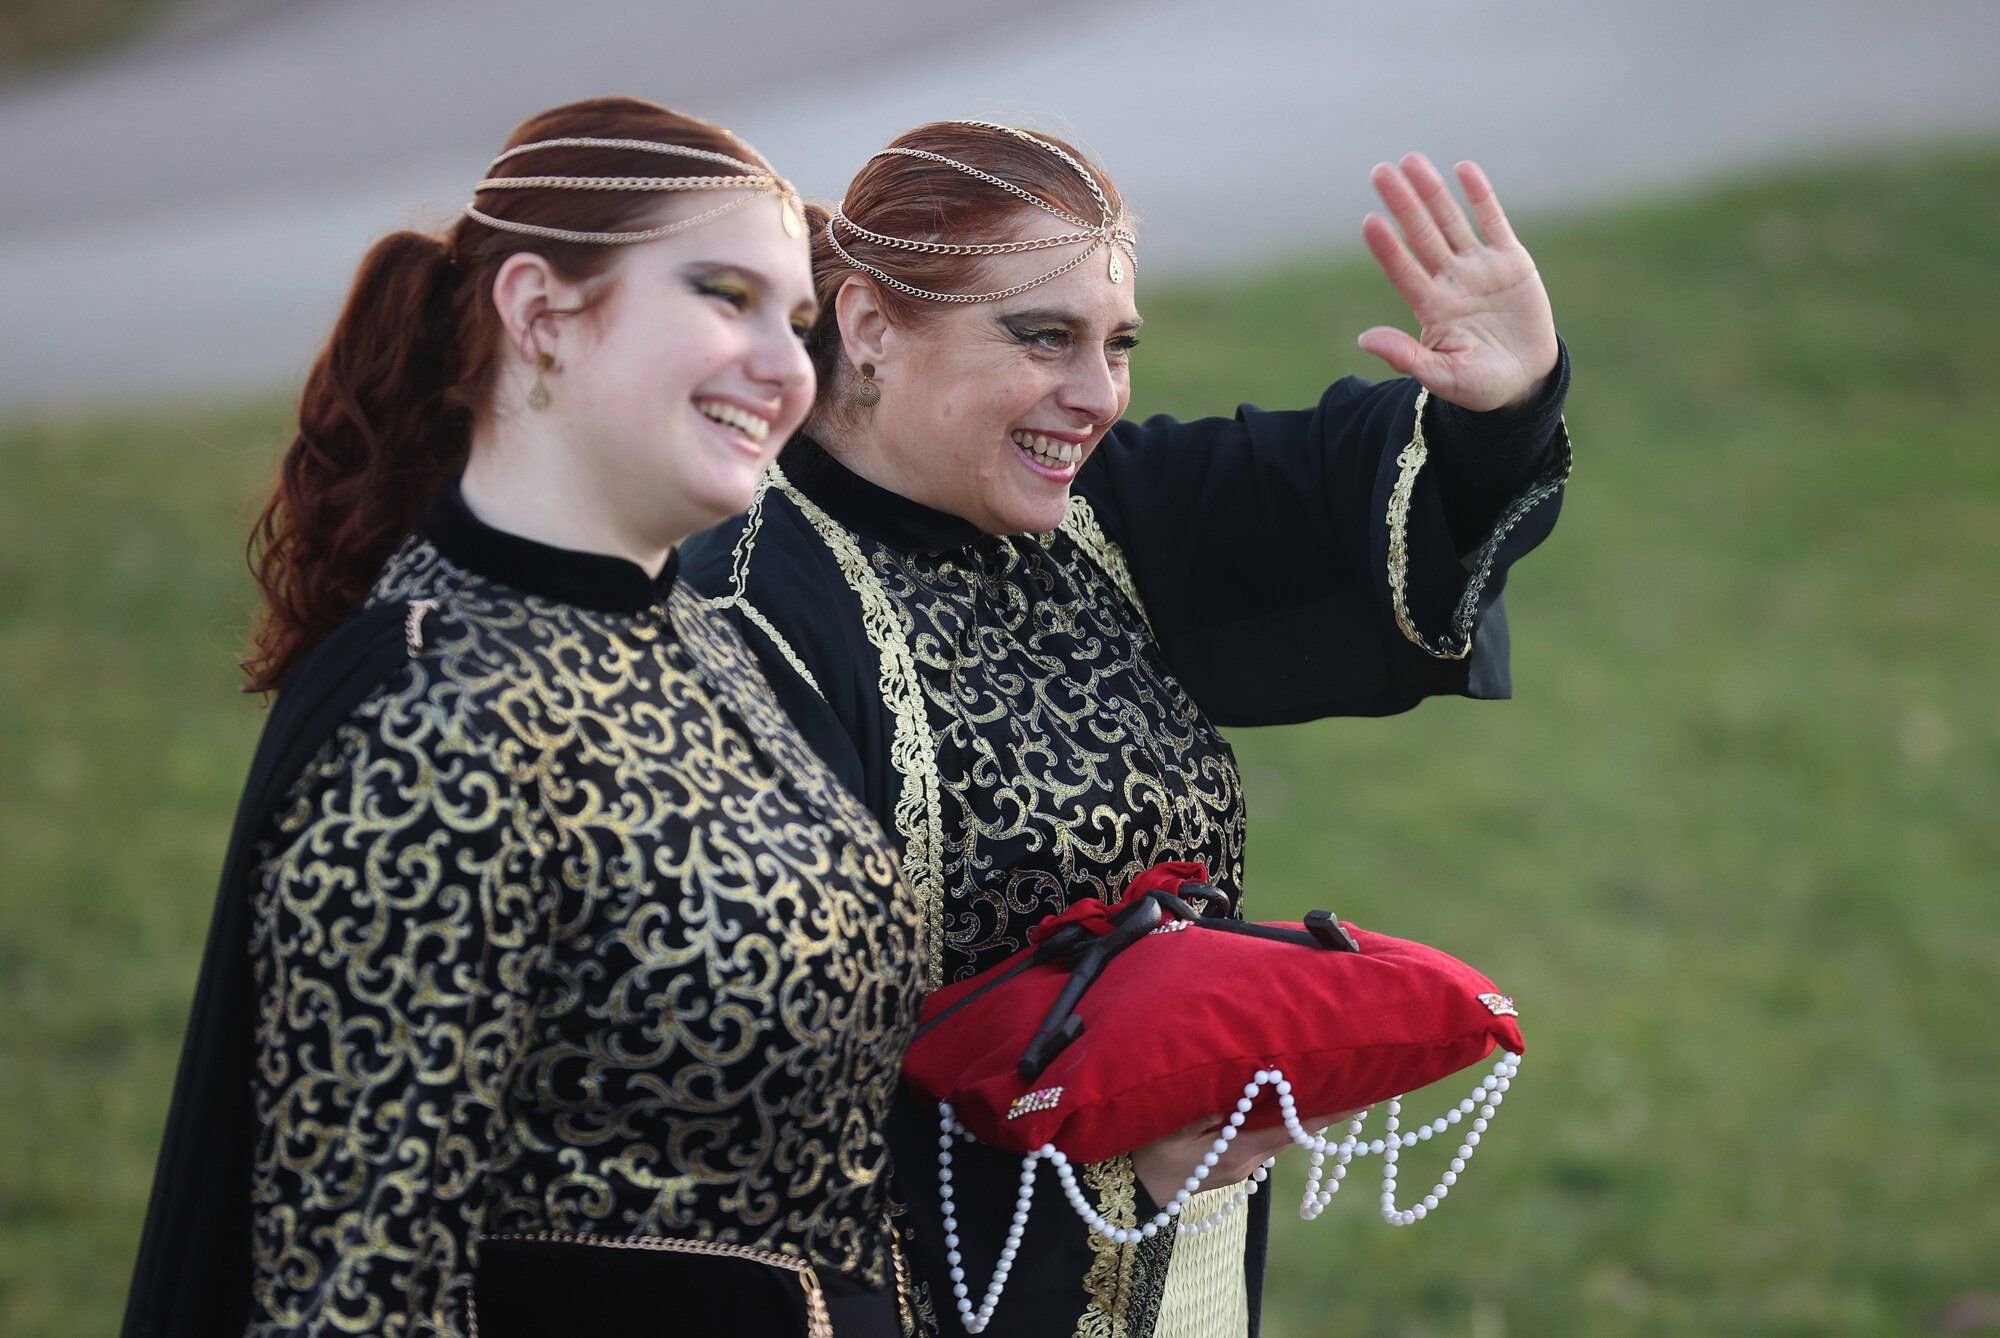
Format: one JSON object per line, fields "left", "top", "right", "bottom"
{"left": 779, "top": 436, "right": 986, "bottom": 554}
{"left": 420, "top": 478, "right": 680, "bottom": 615}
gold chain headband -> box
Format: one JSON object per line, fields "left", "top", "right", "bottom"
{"left": 463, "top": 136, "right": 806, "bottom": 244}
{"left": 826, "top": 121, "right": 1137, "bottom": 304}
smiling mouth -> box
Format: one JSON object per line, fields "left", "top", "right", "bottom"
{"left": 1009, "top": 429, "right": 1084, "bottom": 476}
{"left": 693, "top": 397, "right": 772, "bottom": 446}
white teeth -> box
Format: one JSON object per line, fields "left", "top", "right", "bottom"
{"left": 694, "top": 398, "right": 771, "bottom": 443}
{"left": 1011, "top": 430, "right": 1083, "bottom": 470}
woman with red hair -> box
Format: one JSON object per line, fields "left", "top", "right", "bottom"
{"left": 684, "top": 120, "right": 1571, "bottom": 1336}
{"left": 126, "top": 98, "right": 924, "bottom": 1337}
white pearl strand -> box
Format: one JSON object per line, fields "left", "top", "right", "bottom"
{"left": 932, "top": 1103, "right": 1276, "bottom": 1334}
{"left": 1375, "top": 1051, "right": 1520, "bottom": 1226}
{"left": 932, "top": 1052, "right": 1520, "bottom": 1332}
{"left": 1299, "top": 1108, "right": 1370, "bottom": 1221}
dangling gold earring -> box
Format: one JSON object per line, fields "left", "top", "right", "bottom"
{"left": 527, "top": 352, "right": 554, "bottom": 411}
{"left": 854, "top": 362, "right": 880, "bottom": 408}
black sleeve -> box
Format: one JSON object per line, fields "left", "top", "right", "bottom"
{"left": 1427, "top": 340, "right": 1572, "bottom": 552}
{"left": 244, "top": 678, "right": 545, "bottom": 1335}
{"left": 1074, "top": 341, "right": 1572, "bottom": 727}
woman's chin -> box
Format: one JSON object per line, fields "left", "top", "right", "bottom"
{"left": 678, "top": 465, "right": 764, "bottom": 536}
{"left": 997, "top": 488, "right": 1073, "bottom": 536}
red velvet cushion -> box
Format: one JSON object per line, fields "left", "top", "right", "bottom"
{"left": 904, "top": 867, "right": 1525, "bottom": 1162}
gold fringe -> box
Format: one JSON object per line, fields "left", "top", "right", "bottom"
{"left": 1152, "top": 1187, "right": 1250, "bottom": 1337}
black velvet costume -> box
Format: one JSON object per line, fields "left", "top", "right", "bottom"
{"left": 681, "top": 348, "right": 1572, "bottom": 1338}
{"left": 125, "top": 485, "right": 927, "bottom": 1338}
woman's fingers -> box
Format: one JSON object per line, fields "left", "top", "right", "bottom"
{"left": 1402, "top": 152, "right": 1480, "bottom": 253}
{"left": 1456, "top": 160, "right": 1519, "bottom": 250}
{"left": 1361, "top": 213, "right": 1434, "bottom": 313}
{"left": 1156, "top": 1105, "right": 1385, "bottom": 1195}
{"left": 1356, "top": 325, "right": 1436, "bottom": 382}
{"left": 1369, "top": 162, "right": 1455, "bottom": 273}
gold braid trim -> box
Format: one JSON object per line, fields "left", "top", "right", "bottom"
{"left": 1059, "top": 495, "right": 1154, "bottom": 636}
{"left": 1385, "top": 389, "right": 1574, "bottom": 660}
{"left": 472, "top": 1231, "right": 830, "bottom": 1338}
{"left": 733, "top": 596, "right": 824, "bottom": 696}
{"left": 710, "top": 476, "right": 827, "bottom": 699}
{"left": 1076, "top": 1156, "right": 1141, "bottom": 1338}
{"left": 770, "top": 466, "right": 949, "bottom": 991}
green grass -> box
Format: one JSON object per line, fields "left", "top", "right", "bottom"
{"left": 1133, "top": 148, "right": 2000, "bottom": 1334}
{"left": 0, "top": 0, "right": 185, "bottom": 82}
{"left": 4, "top": 143, "right": 1997, "bottom": 1334}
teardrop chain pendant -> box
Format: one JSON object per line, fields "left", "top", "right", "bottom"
{"left": 527, "top": 352, "right": 554, "bottom": 411}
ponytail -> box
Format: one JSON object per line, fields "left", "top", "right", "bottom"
{"left": 242, "top": 231, "right": 467, "bottom": 692}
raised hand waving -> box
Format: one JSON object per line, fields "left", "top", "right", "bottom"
{"left": 1357, "top": 153, "right": 1559, "bottom": 413}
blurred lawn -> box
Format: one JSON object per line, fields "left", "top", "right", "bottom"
{"left": 3, "top": 144, "right": 1997, "bottom": 1335}
{"left": 0, "top": 0, "right": 180, "bottom": 81}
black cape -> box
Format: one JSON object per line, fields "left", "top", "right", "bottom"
{"left": 123, "top": 602, "right": 411, "bottom": 1337}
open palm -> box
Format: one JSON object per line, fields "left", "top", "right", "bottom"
{"left": 1357, "top": 154, "right": 1559, "bottom": 413}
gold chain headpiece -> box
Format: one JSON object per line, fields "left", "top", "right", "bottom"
{"left": 462, "top": 136, "right": 806, "bottom": 244}
{"left": 825, "top": 121, "right": 1137, "bottom": 304}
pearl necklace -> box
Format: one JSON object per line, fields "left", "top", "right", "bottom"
{"left": 931, "top": 1050, "right": 1521, "bottom": 1334}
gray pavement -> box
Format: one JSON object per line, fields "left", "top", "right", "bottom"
{"left": 3, "top": 0, "right": 1997, "bottom": 414}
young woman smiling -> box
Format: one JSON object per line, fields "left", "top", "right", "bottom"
{"left": 683, "top": 120, "right": 1571, "bottom": 1337}
{"left": 125, "top": 98, "right": 925, "bottom": 1338}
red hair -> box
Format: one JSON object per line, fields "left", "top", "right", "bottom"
{"left": 802, "top": 122, "right": 1129, "bottom": 416}
{"left": 243, "top": 97, "right": 765, "bottom": 692}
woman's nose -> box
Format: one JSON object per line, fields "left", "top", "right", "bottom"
{"left": 1058, "top": 351, "right": 1122, "bottom": 423}
{"left": 745, "top": 320, "right": 814, "bottom": 396}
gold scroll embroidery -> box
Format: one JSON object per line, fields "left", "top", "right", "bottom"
{"left": 1059, "top": 495, "right": 1154, "bottom": 636}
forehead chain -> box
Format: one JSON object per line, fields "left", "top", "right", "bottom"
{"left": 462, "top": 136, "right": 806, "bottom": 246}
{"left": 825, "top": 121, "right": 1137, "bottom": 304}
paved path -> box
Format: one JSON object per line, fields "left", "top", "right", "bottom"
{"left": 3, "top": 0, "right": 1996, "bottom": 413}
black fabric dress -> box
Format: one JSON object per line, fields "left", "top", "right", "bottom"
{"left": 124, "top": 484, "right": 928, "bottom": 1338}
{"left": 681, "top": 352, "right": 1573, "bottom": 1337}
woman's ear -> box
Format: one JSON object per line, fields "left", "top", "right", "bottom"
{"left": 491, "top": 252, "right": 567, "bottom": 364}
{"left": 834, "top": 274, "right": 894, "bottom": 373}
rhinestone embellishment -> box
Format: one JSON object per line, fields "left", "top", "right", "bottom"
{"left": 1007, "top": 1086, "right": 1064, "bottom": 1120}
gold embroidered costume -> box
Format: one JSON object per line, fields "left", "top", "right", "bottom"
{"left": 236, "top": 484, "right": 925, "bottom": 1335}
{"left": 683, "top": 352, "right": 1572, "bottom": 1336}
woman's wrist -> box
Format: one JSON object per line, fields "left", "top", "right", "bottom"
{"left": 1427, "top": 336, "right": 1571, "bottom": 480}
